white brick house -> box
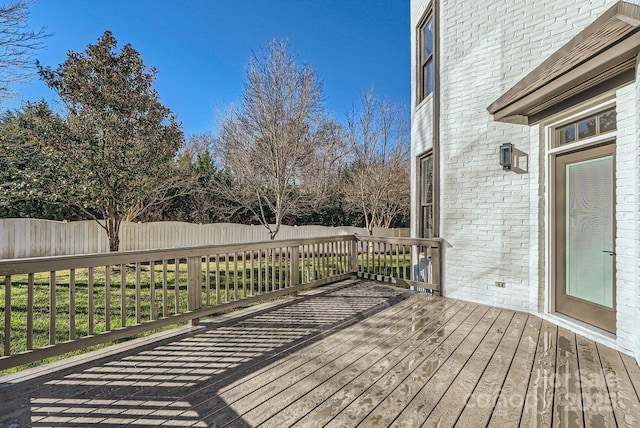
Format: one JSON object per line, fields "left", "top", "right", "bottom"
{"left": 411, "top": 0, "right": 640, "bottom": 362}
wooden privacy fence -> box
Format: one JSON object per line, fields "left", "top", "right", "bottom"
{"left": 0, "top": 219, "right": 410, "bottom": 259}
{"left": 0, "top": 235, "right": 441, "bottom": 371}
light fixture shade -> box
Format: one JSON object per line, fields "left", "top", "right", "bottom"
{"left": 500, "top": 143, "right": 513, "bottom": 170}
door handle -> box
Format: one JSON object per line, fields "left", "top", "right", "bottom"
{"left": 602, "top": 250, "right": 616, "bottom": 256}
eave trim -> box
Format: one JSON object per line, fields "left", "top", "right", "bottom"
{"left": 487, "top": 1, "right": 640, "bottom": 124}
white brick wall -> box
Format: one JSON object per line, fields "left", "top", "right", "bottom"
{"left": 411, "top": 0, "right": 640, "bottom": 358}
{"left": 437, "top": 0, "right": 612, "bottom": 311}
{"left": 614, "top": 83, "right": 638, "bottom": 356}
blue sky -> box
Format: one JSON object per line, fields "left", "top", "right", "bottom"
{"left": 12, "top": 0, "right": 409, "bottom": 137}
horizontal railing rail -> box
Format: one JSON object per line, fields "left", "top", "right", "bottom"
{"left": 0, "top": 234, "right": 441, "bottom": 371}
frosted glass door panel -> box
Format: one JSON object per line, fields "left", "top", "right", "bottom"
{"left": 565, "top": 156, "right": 614, "bottom": 308}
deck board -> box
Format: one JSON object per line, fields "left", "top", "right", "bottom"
{"left": 201, "top": 294, "right": 443, "bottom": 426}
{"left": 255, "top": 300, "right": 466, "bottom": 428}
{"left": 598, "top": 342, "right": 640, "bottom": 427}
{"left": 289, "top": 301, "right": 471, "bottom": 427}
{"left": 418, "top": 310, "right": 520, "bottom": 427}
{"left": 454, "top": 311, "right": 528, "bottom": 427}
{"left": 520, "top": 320, "right": 558, "bottom": 428}
{"left": 323, "top": 301, "right": 481, "bottom": 427}
{"left": 576, "top": 335, "right": 616, "bottom": 427}
{"left": 1, "top": 280, "right": 639, "bottom": 428}
{"left": 553, "top": 327, "right": 583, "bottom": 428}
{"left": 487, "top": 314, "right": 542, "bottom": 428}
{"left": 363, "top": 306, "right": 501, "bottom": 426}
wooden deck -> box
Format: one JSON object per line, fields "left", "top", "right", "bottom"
{"left": 1, "top": 280, "right": 639, "bottom": 427}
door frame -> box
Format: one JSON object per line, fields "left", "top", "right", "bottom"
{"left": 544, "top": 96, "right": 618, "bottom": 335}
{"left": 553, "top": 142, "right": 616, "bottom": 332}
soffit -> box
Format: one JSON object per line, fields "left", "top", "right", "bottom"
{"left": 487, "top": 1, "right": 640, "bottom": 124}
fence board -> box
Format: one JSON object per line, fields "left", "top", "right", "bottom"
{"left": 0, "top": 219, "right": 408, "bottom": 259}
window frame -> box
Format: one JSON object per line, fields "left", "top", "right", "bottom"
{"left": 417, "top": 8, "right": 434, "bottom": 104}
{"left": 553, "top": 107, "right": 617, "bottom": 148}
{"left": 419, "top": 151, "right": 434, "bottom": 238}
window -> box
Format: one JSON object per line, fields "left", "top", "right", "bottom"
{"left": 419, "top": 153, "right": 434, "bottom": 238}
{"left": 555, "top": 108, "right": 616, "bottom": 146}
{"left": 417, "top": 10, "right": 434, "bottom": 103}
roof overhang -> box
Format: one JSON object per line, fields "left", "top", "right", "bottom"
{"left": 487, "top": 1, "right": 640, "bottom": 125}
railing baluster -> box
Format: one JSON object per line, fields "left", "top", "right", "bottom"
{"left": 403, "top": 244, "right": 408, "bottom": 279}
{"left": 351, "top": 240, "right": 358, "bottom": 275}
{"left": 174, "top": 258, "right": 180, "bottom": 315}
{"left": 224, "top": 254, "right": 229, "bottom": 302}
{"left": 365, "top": 241, "right": 370, "bottom": 277}
{"left": 257, "top": 250, "right": 262, "bottom": 294}
{"left": 121, "top": 264, "right": 127, "bottom": 327}
{"left": 215, "top": 255, "right": 220, "bottom": 304}
{"left": 162, "top": 260, "right": 168, "bottom": 318}
{"left": 104, "top": 265, "right": 110, "bottom": 331}
{"left": 69, "top": 269, "right": 76, "bottom": 340}
{"left": 328, "top": 242, "right": 333, "bottom": 277}
{"left": 369, "top": 242, "right": 374, "bottom": 277}
{"left": 205, "top": 256, "right": 210, "bottom": 305}
{"left": 376, "top": 242, "right": 381, "bottom": 278}
{"left": 320, "top": 242, "right": 327, "bottom": 278}
{"left": 249, "top": 251, "right": 254, "bottom": 296}
{"left": 149, "top": 261, "right": 155, "bottom": 321}
{"left": 263, "top": 248, "right": 269, "bottom": 291}
{"left": 310, "top": 243, "right": 314, "bottom": 280}
{"left": 50, "top": 271, "right": 56, "bottom": 345}
{"left": 318, "top": 243, "right": 323, "bottom": 279}
{"left": 393, "top": 243, "right": 397, "bottom": 278}
{"left": 322, "top": 242, "right": 326, "bottom": 278}
{"left": 291, "top": 245, "right": 299, "bottom": 286}
{"left": 271, "top": 249, "right": 276, "bottom": 291}
{"left": 279, "top": 248, "right": 283, "bottom": 289}
{"left": 311, "top": 244, "right": 316, "bottom": 280}
{"left": 384, "top": 242, "right": 388, "bottom": 278}
{"left": 27, "top": 273, "right": 33, "bottom": 350}
{"left": 301, "top": 244, "right": 307, "bottom": 281}
{"left": 241, "top": 251, "right": 246, "bottom": 298}
{"left": 4, "top": 276, "right": 11, "bottom": 356}
{"left": 323, "top": 243, "right": 328, "bottom": 278}
{"left": 234, "top": 252, "right": 238, "bottom": 299}
{"left": 135, "top": 262, "right": 141, "bottom": 324}
{"left": 87, "top": 268, "right": 94, "bottom": 336}
{"left": 378, "top": 242, "right": 382, "bottom": 278}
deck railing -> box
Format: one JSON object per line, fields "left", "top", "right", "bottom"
{"left": 354, "top": 236, "right": 441, "bottom": 291}
{"left": 0, "top": 235, "right": 441, "bottom": 371}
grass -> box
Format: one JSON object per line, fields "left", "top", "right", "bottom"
{"left": 0, "top": 252, "right": 412, "bottom": 374}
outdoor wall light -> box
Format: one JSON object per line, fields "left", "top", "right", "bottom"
{"left": 499, "top": 143, "right": 513, "bottom": 170}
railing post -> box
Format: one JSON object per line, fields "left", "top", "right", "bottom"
{"left": 187, "top": 256, "right": 202, "bottom": 326}
{"left": 350, "top": 237, "right": 359, "bottom": 275}
{"left": 431, "top": 242, "right": 441, "bottom": 292}
{"left": 290, "top": 245, "right": 300, "bottom": 288}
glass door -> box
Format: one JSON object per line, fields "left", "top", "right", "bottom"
{"left": 554, "top": 142, "right": 616, "bottom": 333}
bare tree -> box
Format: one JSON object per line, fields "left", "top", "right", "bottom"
{"left": 341, "top": 90, "right": 410, "bottom": 235}
{"left": 215, "top": 39, "right": 340, "bottom": 239}
{"left": 0, "top": 0, "right": 47, "bottom": 100}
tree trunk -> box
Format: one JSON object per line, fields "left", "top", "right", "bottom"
{"left": 107, "top": 226, "right": 120, "bottom": 252}
{"left": 105, "top": 207, "right": 122, "bottom": 252}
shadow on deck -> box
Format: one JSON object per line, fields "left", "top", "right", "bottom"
{"left": 1, "top": 279, "right": 639, "bottom": 427}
